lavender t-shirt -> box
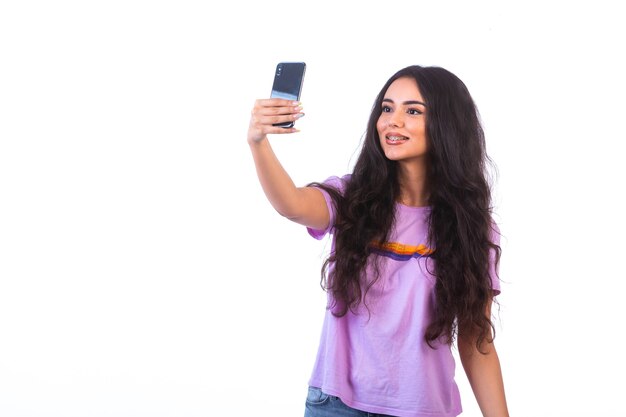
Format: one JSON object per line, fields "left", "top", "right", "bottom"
{"left": 307, "top": 175, "right": 501, "bottom": 417}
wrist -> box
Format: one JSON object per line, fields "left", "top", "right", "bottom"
{"left": 248, "top": 134, "right": 268, "bottom": 147}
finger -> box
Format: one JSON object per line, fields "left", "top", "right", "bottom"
{"left": 255, "top": 104, "right": 302, "bottom": 117}
{"left": 253, "top": 98, "right": 302, "bottom": 114}
{"left": 266, "top": 126, "right": 299, "bottom": 135}
{"left": 256, "top": 112, "right": 304, "bottom": 126}
{"left": 256, "top": 98, "right": 300, "bottom": 107}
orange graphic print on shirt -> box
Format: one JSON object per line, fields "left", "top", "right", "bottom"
{"left": 369, "top": 241, "right": 433, "bottom": 261}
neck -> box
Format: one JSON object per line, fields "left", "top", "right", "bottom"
{"left": 397, "top": 161, "right": 428, "bottom": 207}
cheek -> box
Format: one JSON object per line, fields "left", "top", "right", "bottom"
{"left": 409, "top": 119, "right": 427, "bottom": 137}
{"left": 376, "top": 117, "right": 386, "bottom": 135}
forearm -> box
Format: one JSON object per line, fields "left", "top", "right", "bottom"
{"left": 459, "top": 341, "right": 509, "bottom": 417}
{"left": 248, "top": 138, "right": 301, "bottom": 219}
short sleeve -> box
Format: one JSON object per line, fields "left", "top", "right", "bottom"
{"left": 489, "top": 222, "right": 502, "bottom": 295}
{"left": 306, "top": 175, "right": 349, "bottom": 240}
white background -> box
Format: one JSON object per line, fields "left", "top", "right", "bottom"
{"left": 1, "top": 1, "right": 625, "bottom": 416}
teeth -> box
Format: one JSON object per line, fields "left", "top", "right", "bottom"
{"left": 387, "top": 135, "right": 408, "bottom": 141}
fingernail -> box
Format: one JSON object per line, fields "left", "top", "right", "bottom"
{"left": 296, "top": 113, "right": 305, "bottom": 119}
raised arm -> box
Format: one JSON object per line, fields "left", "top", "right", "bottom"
{"left": 247, "top": 98, "right": 329, "bottom": 230}
{"left": 458, "top": 300, "right": 510, "bottom": 417}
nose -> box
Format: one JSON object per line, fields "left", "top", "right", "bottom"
{"left": 388, "top": 111, "right": 404, "bottom": 128}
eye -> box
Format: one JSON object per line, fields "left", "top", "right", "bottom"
{"left": 407, "top": 108, "right": 423, "bottom": 115}
{"left": 381, "top": 105, "right": 392, "bottom": 113}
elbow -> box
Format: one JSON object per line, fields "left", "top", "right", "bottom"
{"left": 276, "top": 207, "right": 300, "bottom": 221}
{"left": 458, "top": 333, "right": 497, "bottom": 360}
{"left": 276, "top": 207, "right": 308, "bottom": 226}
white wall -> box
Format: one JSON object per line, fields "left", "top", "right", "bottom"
{"left": 1, "top": 1, "right": 624, "bottom": 416}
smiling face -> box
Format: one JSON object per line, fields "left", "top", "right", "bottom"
{"left": 376, "top": 77, "right": 428, "bottom": 166}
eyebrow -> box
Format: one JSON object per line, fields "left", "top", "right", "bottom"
{"left": 382, "top": 98, "right": 426, "bottom": 107}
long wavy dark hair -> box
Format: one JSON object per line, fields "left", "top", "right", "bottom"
{"left": 310, "top": 65, "right": 501, "bottom": 351}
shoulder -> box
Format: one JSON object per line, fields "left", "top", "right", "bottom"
{"left": 488, "top": 219, "right": 502, "bottom": 245}
{"left": 323, "top": 174, "right": 351, "bottom": 190}
{"left": 312, "top": 174, "right": 351, "bottom": 195}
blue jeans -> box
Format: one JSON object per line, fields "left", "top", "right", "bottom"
{"left": 304, "top": 387, "right": 396, "bottom": 417}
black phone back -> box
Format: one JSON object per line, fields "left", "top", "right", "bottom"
{"left": 270, "top": 62, "right": 306, "bottom": 101}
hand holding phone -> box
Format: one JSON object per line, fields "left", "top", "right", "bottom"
{"left": 270, "top": 62, "right": 306, "bottom": 128}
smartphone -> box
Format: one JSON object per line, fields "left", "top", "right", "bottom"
{"left": 270, "top": 62, "right": 306, "bottom": 128}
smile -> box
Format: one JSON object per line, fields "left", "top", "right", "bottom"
{"left": 386, "top": 135, "right": 409, "bottom": 143}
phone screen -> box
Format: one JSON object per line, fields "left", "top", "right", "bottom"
{"left": 271, "top": 62, "right": 306, "bottom": 101}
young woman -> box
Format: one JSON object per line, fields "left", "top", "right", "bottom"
{"left": 247, "top": 65, "right": 509, "bottom": 417}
